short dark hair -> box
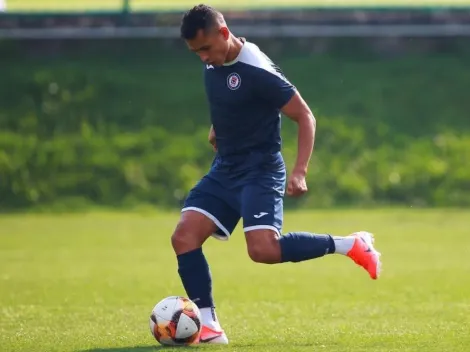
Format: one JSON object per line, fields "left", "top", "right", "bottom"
{"left": 180, "top": 4, "right": 222, "bottom": 40}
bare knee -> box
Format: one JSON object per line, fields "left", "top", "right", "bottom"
{"left": 171, "top": 222, "right": 198, "bottom": 254}
{"left": 245, "top": 230, "right": 281, "bottom": 264}
{"left": 248, "top": 245, "right": 279, "bottom": 264}
{"left": 171, "top": 211, "right": 217, "bottom": 255}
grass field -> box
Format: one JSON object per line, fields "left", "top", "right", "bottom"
{"left": 1, "top": 208, "right": 469, "bottom": 351}
{"left": 5, "top": 0, "right": 470, "bottom": 12}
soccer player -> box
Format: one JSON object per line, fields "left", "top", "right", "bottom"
{"left": 172, "top": 4, "right": 381, "bottom": 344}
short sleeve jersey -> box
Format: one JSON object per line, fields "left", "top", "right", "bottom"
{"left": 204, "top": 40, "right": 296, "bottom": 160}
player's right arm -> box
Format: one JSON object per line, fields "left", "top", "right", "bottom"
{"left": 208, "top": 124, "right": 217, "bottom": 151}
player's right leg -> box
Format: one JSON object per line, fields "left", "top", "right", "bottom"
{"left": 171, "top": 210, "right": 228, "bottom": 344}
{"left": 171, "top": 176, "right": 239, "bottom": 345}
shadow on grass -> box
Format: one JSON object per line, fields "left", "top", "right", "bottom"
{"left": 81, "top": 346, "right": 205, "bottom": 352}
{"left": 82, "top": 342, "right": 316, "bottom": 351}
{"left": 82, "top": 348, "right": 153, "bottom": 352}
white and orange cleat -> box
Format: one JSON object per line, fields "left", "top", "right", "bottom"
{"left": 198, "top": 325, "right": 229, "bottom": 344}
{"left": 346, "top": 231, "right": 382, "bottom": 280}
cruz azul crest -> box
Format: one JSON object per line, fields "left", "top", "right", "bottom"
{"left": 227, "top": 73, "right": 241, "bottom": 90}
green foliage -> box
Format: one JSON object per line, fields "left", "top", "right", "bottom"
{"left": 1, "top": 39, "right": 469, "bottom": 210}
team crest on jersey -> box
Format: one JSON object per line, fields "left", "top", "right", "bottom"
{"left": 227, "top": 73, "right": 241, "bottom": 90}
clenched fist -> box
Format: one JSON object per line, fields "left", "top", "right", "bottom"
{"left": 286, "top": 171, "right": 308, "bottom": 197}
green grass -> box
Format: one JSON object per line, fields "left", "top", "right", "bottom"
{"left": 5, "top": 0, "right": 470, "bottom": 12}
{"left": 1, "top": 208, "right": 469, "bottom": 351}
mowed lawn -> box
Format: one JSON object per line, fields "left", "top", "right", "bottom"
{"left": 5, "top": 0, "right": 470, "bottom": 12}
{"left": 1, "top": 209, "right": 469, "bottom": 352}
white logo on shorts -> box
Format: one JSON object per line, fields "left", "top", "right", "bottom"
{"left": 227, "top": 73, "right": 241, "bottom": 90}
{"left": 254, "top": 212, "right": 269, "bottom": 219}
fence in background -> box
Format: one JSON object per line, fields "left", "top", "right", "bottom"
{"left": 2, "top": 7, "right": 470, "bottom": 38}
{"left": 4, "top": 0, "right": 470, "bottom": 13}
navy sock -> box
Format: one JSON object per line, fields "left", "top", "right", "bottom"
{"left": 279, "top": 232, "right": 336, "bottom": 263}
{"left": 177, "top": 248, "right": 214, "bottom": 309}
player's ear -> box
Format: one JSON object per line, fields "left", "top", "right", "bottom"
{"left": 220, "top": 27, "right": 230, "bottom": 40}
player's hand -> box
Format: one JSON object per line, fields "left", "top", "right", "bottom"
{"left": 208, "top": 125, "right": 217, "bottom": 152}
{"left": 286, "top": 171, "right": 308, "bottom": 197}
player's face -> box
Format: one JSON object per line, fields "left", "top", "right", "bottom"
{"left": 186, "top": 28, "right": 229, "bottom": 66}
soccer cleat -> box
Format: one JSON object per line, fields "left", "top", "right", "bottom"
{"left": 346, "top": 231, "right": 381, "bottom": 280}
{"left": 198, "top": 325, "right": 229, "bottom": 344}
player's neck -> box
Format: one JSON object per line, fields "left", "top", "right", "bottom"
{"left": 225, "top": 35, "right": 244, "bottom": 64}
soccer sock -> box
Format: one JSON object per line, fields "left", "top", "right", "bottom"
{"left": 177, "top": 248, "right": 216, "bottom": 324}
{"left": 279, "top": 232, "right": 336, "bottom": 263}
{"left": 332, "top": 236, "right": 355, "bottom": 255}
{"left": 200, "top": 307, "right": 221, "bottom": 330}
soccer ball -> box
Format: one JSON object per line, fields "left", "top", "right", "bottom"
{"left": 149, "top": 296, "right": 202, "bottom": 346}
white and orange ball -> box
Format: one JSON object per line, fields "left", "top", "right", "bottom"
{"left": 149, "top": 296, "right": 202, "bottom": 346}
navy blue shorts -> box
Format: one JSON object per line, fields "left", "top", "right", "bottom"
{"left": 182, "top": 152, "right": 286, "bottom": 240}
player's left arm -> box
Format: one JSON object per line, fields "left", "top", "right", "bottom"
{"left": 255, "top": 66, "right": 315, "bottom": 197}
{"left": 281, "top": 91, "right": 316, "bottom": 194}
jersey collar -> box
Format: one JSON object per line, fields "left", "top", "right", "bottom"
{"left": 223, "top": 37, "right": 246, "bottom": 66}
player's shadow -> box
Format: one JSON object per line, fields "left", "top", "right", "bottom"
{"left": 82, "top": 342, "right": 315, "bottom": 351}
{"left": 82, "top": 346, "right": 199, "bottom": 352}
{"left": 81, "top": 348, "right": 157, "bottom": 352}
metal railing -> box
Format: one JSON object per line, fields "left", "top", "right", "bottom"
{"left": 3, "top": 0, "right": 470, "bottom": 13}
{"left": 2, "top": 2, "right": 470, "bottom": 38}
{"left": 2, "top": 23, "right": 470, "bottom": 39}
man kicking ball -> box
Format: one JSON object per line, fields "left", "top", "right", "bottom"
{"left": 171, "top": 4, "right": 382, "bottom": 344}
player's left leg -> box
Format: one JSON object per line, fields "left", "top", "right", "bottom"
{"left": 241, "top": 175, "right": 381, "bottom": 279}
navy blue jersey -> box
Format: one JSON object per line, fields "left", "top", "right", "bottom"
{"left": 204, "top": 40, "right": 296, "bottom": 161}
{"left": 183, "top": 41, "right": 294, "bottom": 239}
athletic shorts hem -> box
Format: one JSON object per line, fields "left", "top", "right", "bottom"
{"left": 244, "top": 225, "right": 280, "bottom": 236}
{"left": 181, "top": 206, "right": 230, "bottom": 241}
